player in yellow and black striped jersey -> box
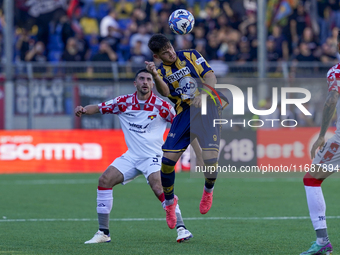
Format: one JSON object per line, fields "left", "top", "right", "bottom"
{"left": 146, "top": 34, "right": 228, "bottom": 229}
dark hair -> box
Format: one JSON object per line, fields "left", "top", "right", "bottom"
{"left": 148, "top": 34, "right": 171, "bottom": 53}
{"left": 135, "top": 68, "right": 152, "bottom": 79}
{"left": 338, "top": 31, "right": 340, "bottom": 43}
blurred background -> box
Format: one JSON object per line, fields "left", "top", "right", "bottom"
{"left": 0, "top": 0, "right": 339, "bottom": 173}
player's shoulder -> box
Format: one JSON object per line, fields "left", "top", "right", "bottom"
{"left": 116, "top": 93, "right": 134, "bottom": 102}
{"left": 152, "top": 93, "right": 173, "bottom": 108}
{"left": 177, "top": 49, "right": 200, "bottom": 56}
{"left": 327, "top": 63, "right": 340, "bottom": 77}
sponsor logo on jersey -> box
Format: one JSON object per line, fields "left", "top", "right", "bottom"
{"left": 195, "top": 57, "right": 205, "bottom": 65}
{"left": 148, "top": 115, "right": 157, "bottom": 120}
{"left": 166, "top": 67, "right": 190, "bottom": 83}
{"left": 175, "top": 76, "right": 198, "bottom": 99}
{"left": 125, "top": 113, "right": 135, "bottom": 117}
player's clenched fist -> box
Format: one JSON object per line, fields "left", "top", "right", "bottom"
{"left": 145, "top": 61, "right": 158, "bottom": 77}
{"left": 74, "top": 106, "right": 87, "bottom": 117}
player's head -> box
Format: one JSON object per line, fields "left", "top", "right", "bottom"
{"left": 134, "top": 69, "right": 154, "bottom": 96}
{"left": 148, "top": 34, "right": 177, "bottom": 64}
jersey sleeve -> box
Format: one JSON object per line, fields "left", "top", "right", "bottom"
{"left": 327, "top": 67, "right": 340, "bottom": 93}
{"left": 159, "top": 100, "right": 176, "bottom": 124}
{"left": 98, "top": 95, "right": 129, "bottom": 114}
{"left": 157, "top": 68, "right": 170, "bottom": 85}
{"left": 189, "top": 49, "right": 213, "bottom": 78}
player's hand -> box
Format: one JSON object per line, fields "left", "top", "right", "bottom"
{"left": 74, "top": 106, "right": 86, "bottom": 117}
{"left": 145, "top": 61, "right": 158, "bottom": 77}
{"left": 310, "top": 136, "right": 325, "bottom": 159}
{"left": 192, "top": 96, "right": 201, "bottom": 108}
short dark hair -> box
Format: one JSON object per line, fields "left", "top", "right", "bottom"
{"left": 338, "top": 30, "right": 340, "bottom": 43}
{"left": 148, "top": 34, "right": 171, "bottom": 53}
{"left": 135, "top": 68, "right": 152, "bottom": 79}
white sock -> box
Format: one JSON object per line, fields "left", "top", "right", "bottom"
{"left": 304, "top": 186, "right": 327, "bottom": 230}
{"left": 204, "top": 186, "right": 214, "bottom": 193}
{"left": 97, "top": 189, "right": 113, "bottom": 214}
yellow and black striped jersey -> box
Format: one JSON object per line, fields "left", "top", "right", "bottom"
{"left": 157, "top": 49, "right": 218, "bottom": 115}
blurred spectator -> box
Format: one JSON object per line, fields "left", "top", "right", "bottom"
{"left": 299, "top": 27, "right": 322, "bottom": 58}
{"left": 60, "top": 15, "right": 75, "bottom": 49}
{"left": 205, "top": 35, "right": 220, "bottom": 61}
{"left": 25, "top": 41, "right": 47, "bottom": 62}
{"left": 61, "top": 37, "right": 84, "bottom": 61}
{"left": 91, "top": 41, "right": 117, "bottom": 62}
{"left": 88, "top": 34, "right": 100, "bottom": 59}
{"left": 130, "top": 24, "right": 152, "bottom": 58}
{"left": 193, "top": 26, "right": 207, "bottom": 53}
{"left": 290, "top": 2, "right": 311, "bottom": 45}
{"left": 100, "top": 9, "right": 120, "bottom": 38}
{"left": 237, "top": 37, "right": 252, "bottom": 63}
{"left": 102, "top": 26, "right": 121, "bottom": 52}
{"left": 170, "top": 0, "right": 187, "bottom": 13}
{"left": 75, "top": 32, "right": 91, "bottom": 60}
{"left": 294, "top": 42, "right": 317, "bottom": 62}
{"left": 320, "top": 38, "right": 338, "bottom": 64}
{"left": 224, "top": 43, "right": 238, "bottom": 62}
{"left": 267, "top": 37, "right": 282, "bottom": 62}
{"left": 16, "top": 29, "right": 34, "bottom": 62}
{"left": 271, "top": 25, "right": 289, "bottom": 61}
{"left": 129, "top": 40, "right": 149, "bottom": 70}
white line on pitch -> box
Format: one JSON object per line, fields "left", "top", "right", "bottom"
{"left": 0, "top": 177, "right": 305, "bottom": 186}
{"left": 2, "top": 216, "right": 340, "bottom": 223}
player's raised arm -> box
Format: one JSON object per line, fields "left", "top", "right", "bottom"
{"left": 203, "top": 71, "right": 217, "bottom": 89}
{"left": 311, "top": 90, "right": 339, "bottom": 158}
{"left": 145, "top": 61, "right": 170, "bottom": 97}
{"left": 74, "top": 105, "right": 99, "bottom": 117}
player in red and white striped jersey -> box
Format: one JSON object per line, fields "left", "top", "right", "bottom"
{"left": 300, "top": 49, "right": 340, "bottom": 254}
{"left": 75, "top": 69, "right": 196, "bottom": 244}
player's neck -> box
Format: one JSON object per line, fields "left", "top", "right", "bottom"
{"left": 137, "top": 92, "right": 151, "bottom": 101}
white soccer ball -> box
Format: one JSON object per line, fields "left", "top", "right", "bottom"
{"left": 168, "top": 9, "right": 195, "bottom": 35}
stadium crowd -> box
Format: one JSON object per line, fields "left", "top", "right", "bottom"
{"left": 8, "top": 0, "right": 340, "bottom": 65}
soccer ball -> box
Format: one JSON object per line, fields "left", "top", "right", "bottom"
{"left": 168, "top": 9, "right": 195, "bottom": 35}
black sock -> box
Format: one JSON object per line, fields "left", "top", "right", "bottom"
{"left": 99, "top": 228, "right": 110, "bottom": 235}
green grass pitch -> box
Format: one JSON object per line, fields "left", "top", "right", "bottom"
{"left": 1, "top": 172, "right": 340, "bottom": 254}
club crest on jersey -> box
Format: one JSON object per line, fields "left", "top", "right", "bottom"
{"left": 179, "top": 60, "right": 186, "bottom": 67}
{"left": 148, "top": 115, "right": 157, "bottom": 120}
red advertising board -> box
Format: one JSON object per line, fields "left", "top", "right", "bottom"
{"left": 0, "top": 84, "right": 4, "bottom": 129}
{"left": 0, "top": 130, "right": 128, "bottom": 173}
{"left": 257, "top": 127, "right": 336, "bottom": 167}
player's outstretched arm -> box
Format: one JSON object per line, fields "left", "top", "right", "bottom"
{"left": 74, "top": 105, "right": 99, "bottom": 117}
{"left": 145, "top": 61, "right": 170, "bottom": 97}
{"left": 311, "top": 90, "right": 339, "bottom": 158}
{"left": 203, "top": 71, "right": 217, "bottom": 89}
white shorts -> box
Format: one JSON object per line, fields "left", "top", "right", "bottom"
{"left": 111, "top": 153, "right": 162, "bottom": 185}
{"left": 312, "top": 135, "right": 340, "bottom": 172}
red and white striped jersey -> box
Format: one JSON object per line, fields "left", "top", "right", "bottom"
{"left": 327, "top": 63, "right": 340, "bottom": 137}
{"left": 98, "top": 91, "right": 176, "bottom": 158}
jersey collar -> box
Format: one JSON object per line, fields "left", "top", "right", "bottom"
{"left": 133, "top": 91, "right": 154, "bottom": 105}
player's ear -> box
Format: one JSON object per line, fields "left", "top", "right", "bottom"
{"left": 133, "top": 80, "right": 137, "bottom": 88}
{"left": 153, "top": 54, "right": 159, "bottom": 60}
